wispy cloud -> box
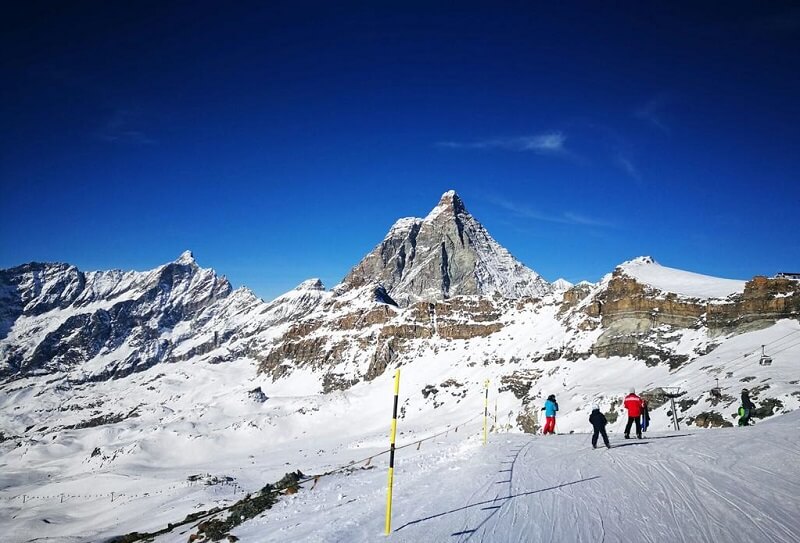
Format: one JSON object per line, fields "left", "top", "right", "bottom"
{"left": 615, "top": 155, "right": 642, "bottom": 182}
{"left": 437, "top": 132, "right": 567, "bottom": 155}
{"left": 97, "top": 109, "right": 156, "bottom": 145}
{"left": 490, "top": 197, "right": 613, "bottom": 228}
{"left": 634, "top": 93, "right": 671, "bottom": 132}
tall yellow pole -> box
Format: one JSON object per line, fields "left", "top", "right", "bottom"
{"left": 483, "top": 379, "right": 489, "bottom": 445}
{"left": 385, "top": 369, "right": 400, "bottom": 535}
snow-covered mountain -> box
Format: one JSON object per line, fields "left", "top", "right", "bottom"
{"left": 550, "top": 277, "right": 574, "bottom": 292}
{"left": 343, "top": 190, "right": 552, "bottom": 305}
{"left": 0, "top": 251, "right": 326, "bottom": 382}
{"left": 2, "top": 191, "right": 800, "bottom": 541}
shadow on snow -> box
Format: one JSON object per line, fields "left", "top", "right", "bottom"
{"left": 394, "top": 476, "right": 601, "bottom": 532}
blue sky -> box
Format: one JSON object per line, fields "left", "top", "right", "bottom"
{"left": 2, "top": 2, "right": 799, "bottom": 301}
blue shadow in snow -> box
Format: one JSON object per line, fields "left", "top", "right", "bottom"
{"left": 393, "top": 476, "right": 601, "bottom": 533}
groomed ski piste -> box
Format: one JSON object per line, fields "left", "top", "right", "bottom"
{"left": 229, "top": 414, "right": 800, "bottom": 543}
{"left": 10, "top": 410, "right": 798, "bottom": 543}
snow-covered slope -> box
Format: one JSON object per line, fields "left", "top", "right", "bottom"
{"left": 228, "top": 411, "right": 800, "bottom": 543}
{"left": 616, "top": 256, "right": 746, "bottom": 299}
{"left": 2, "top": 325, "right": 798, "bottom": 541}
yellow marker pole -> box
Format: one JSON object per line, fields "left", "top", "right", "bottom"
{"left": 385, "top": 369, "right": 400, "bottom": 535}
{"left": 483, "top": 379, "right": 490, "bottom": 445}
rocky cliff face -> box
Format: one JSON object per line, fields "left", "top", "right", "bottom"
{"left": 342, "top": 190, "right": 551, "bottom": 305}
{"left": 575, "top": 259, "right": 800, "bottom": 365}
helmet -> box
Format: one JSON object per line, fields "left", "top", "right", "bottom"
{"left": 742, "top": 388, "right": 749, "bottom": 393}
{"left": 591, "top": 404, "right": 599, "bottom": 411}
{"left": 629, "top": 387, "right": 636, "bottom": 394}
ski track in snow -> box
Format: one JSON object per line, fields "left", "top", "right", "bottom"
{"left": 209, "top": 413, "right": 800, "bottom": 543}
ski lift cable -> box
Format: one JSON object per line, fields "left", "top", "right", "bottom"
{"left": 760, "top": 336, "right": 800, "bottom": 358}
{"left": 730, "top": 328, "right": 800, "bottom": 364}
{"left": 750, "top": 330, "right": 800, "bottom": 354}
{"left": 765, "top": 338, "right": 800, "bottom": 352}
{"left": 757, "top": 328, "right": 800, "bottom": 351}
{"left": 682, "top": 328, "right": 800, "bottom": 393}
{"left": 721, "top": 336, "right": 800, "bottom": 374}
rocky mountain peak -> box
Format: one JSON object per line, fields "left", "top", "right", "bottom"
{"left": 426, "top": 190, "right": 467, "bottom": 220}
{"left": 620, "top": 256, "right": 656, "bottom": 268}
{"left": 295, "top": 278, "right": 326, "bottom": 291}
{"left": 175, "top": 250, "right": 197, "bottom": 266}
{"left": 551, "top": 278, "right": 574, "bottom": 292}
{"left": 342, "top": 190, "right": 551, "bottom": 305}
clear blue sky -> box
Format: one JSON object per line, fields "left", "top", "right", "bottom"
{"left": 2, "top": 2, "right": 798, "bottom": 301}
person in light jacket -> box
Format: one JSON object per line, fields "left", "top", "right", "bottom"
{"left": 542, "top": 394, "right": 558, "bottom": 435}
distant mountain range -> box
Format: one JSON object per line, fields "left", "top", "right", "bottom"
{"left": 1, "top": 190, "right": 799, "bottom": 430}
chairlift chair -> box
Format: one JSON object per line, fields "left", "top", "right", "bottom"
{"left": 759, "top": 344, "right": 773, "bottom": 366}
{"left": 710, "top": 378, "right": 721, "bottom": 398}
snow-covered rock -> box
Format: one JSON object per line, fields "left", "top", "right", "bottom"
{"left": 551, "top": 278, "right": 574, "bottom": 292}
{"left": 342, "top": 190, "right": 552, "bottom": 305}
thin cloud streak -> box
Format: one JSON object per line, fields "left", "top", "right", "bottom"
{"left": 437, "top": 132, "right": 567, "bottom": 154}
{"left": 635, "top": 93, "right": 671, "bottom": 132}
{"left": 615, "top": 155, "right": 642, "bottom": 182}
{"left": 491, "top": 197, "right": 613, "bottom": 228}
{"left": 97, "top": 109, "right": 157, "bottom": 145}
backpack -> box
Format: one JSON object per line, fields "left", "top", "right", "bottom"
{"left": 738, "top": 406, "right": 745, "bottom": 417}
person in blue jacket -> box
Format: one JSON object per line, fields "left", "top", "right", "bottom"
{"left": 542, "top": 394, "right": 558, "bottom": 434}
{"left": 640, "top": 399, "right": 651, "bottom": 432}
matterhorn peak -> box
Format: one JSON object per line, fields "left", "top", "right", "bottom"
{"left": 425, "top": 189, "right": 467, "bottom": 221}
{"left": 175, "top": 250, "right": 196, "bottom": 266}
{"left": 342, "top": 190, "right": 551, "bottom": 304}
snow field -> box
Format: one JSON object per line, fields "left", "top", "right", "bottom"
{"left": 221, "top": 412, "right": 800, "bottom": 543}
{"left": 2, "top": 319, "right": 799, "bottom": 541}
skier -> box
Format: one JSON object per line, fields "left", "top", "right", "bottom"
{"left": 640, "top": 398, "right": 651, "bottom": 433}
{"left": 542, "top": 394, "right": 558, "bottom": 435}
{"left": 739, "top": 388, "right": 756, "bottom": 426}
{"left": 623, "top": 388, "right": 644, "bottom": 439}
{"left": 589, "top": 404, "right": 611, "bottom": 449}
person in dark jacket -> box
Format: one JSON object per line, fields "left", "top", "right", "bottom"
{"left": 589, "top": 404, "right": 611, "bottom": 449}
{"left": 640, "top": 399, "right": 651, "bottom": 433}
{"left": 739, "top": 388, "right": 756, "bottom": 426}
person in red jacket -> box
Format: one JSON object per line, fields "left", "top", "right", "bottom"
{"left": 623, "top": 388, "right": 644, "bottom": 439}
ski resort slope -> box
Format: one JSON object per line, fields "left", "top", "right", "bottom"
{"left": 221, "top": 413, "right": 800, "bottom": 543}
